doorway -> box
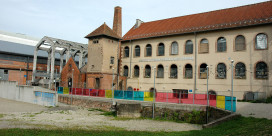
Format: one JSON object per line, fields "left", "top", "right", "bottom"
{"left": 68, "top": 78, "right": 72, "bottom": 88}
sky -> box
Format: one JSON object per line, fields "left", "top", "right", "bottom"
{"left": 0, "top": 0, "right": 269, "bottom": 44}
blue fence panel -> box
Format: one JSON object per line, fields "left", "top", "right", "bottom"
{"left": 124, "top": 91, "right": 133, "bottom": 100}
{"left": 58, "top": 87, "right": 63, "bottom": 94}
{"left": 114, "top": 90, "right": 124, "bottom": 99}
{"left": 133, "top": 91, "right": 144, "bottom": 101}
{"left": 35, "top": 91, "right": 42, "bottom": 97}
{"left": 225, "top": 96, "right": 236, "bottom": 112}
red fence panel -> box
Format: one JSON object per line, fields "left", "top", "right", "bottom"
{"left": 97, "top": 90, "right": 105, "bottom": 97}
{"left": 90, "top": 89, "right": 98, "bottom": 96}
{"left": 75, "top": 88, "right": 82, "bottom": 95}
{"left": 83, "top": 89, "right": 89, "bottom": 96}
{"left": 156, "top": 92, "right": 167, "bottom": 102}
{"left": 209, "top": 94, "right": 217, "bottom": 107}
{"left": 194, "top": 94, "right": 207, "bottom": 105}
{"left": 167, "top": 93, "right": 179, "bottom": 103}
{"left": 180, "top": 94, "right": 194, "bottom": 104}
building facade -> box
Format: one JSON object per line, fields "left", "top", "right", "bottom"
{"left": 120, "top": 1, "right": 272, "bottom": 99}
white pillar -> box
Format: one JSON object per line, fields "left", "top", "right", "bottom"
{"left": 32, "top": 48, "right": 38, "bottom": 82}
{"left": 60, "top": 54, "right": 64, "bottom": 73}
{"left": 66, "top": 49, "right": 70, "bottom": 63}
{"left": 47, "top": 51, "right": 51, "bottom": 74}
{"left": 49, "top": 46, "right": 56, "bottom": 89}
{"left": 79, "top": 51, "right": 83, "bottom": 68}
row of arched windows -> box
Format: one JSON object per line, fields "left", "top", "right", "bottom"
{"left": 123, "top": 61, "right": 268, "bottom": 79}
{"left": 123, "top": 33, "right": 268, "bottom": 57}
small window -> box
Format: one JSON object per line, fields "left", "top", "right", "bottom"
{"left": 145, "top": 44, "right": 152, "bottom": 57}
{"left": 124, "top": 46, "right": 129, "bottom": 57}
{"left": 173, "top": 89, "right": 188, "bottom": 99}
{"left": 235, "top": 35, "right": 246, "bottom": 51}
{"left": 217, "top": 37, "right": 226, "bottom": 52}
{"left": 199, "top": 63, "right": 208, "bottom": 79}
{"left": 144, "top": 65, "right": 151, "bottom": 78}
{"left": 93, "top": 39, "right": 99, "bottom": 44}
{"left": 255, "top": 62, "right": 268, "bottom": 79}
{"left": 158, "top": 43, "right": 165, "bottom": 56}
{"left": 123, "top": 65, "right": 128, "bottom": 77}
{"left": 157, "top": 65, "right": 164, "bottom": 78}
{"left": 4, "top": 70, "right": 8, "bottom": 74}
{"left": 185, "top": 64, "right": 193, "bottom": 79}
{"left": 171, "top": 42, "right": 178, "bottom": 55}
{"left": 217, "top": 63, "right": 226, "bottom": 79}
{"left": 255, "top": 33, "right": 267, "bottom": 49}
{"left": 170, "top": 64, "right": 178, "bottom": 78}
{"left": 235, "top": 62, "right": 246, "bottom": 79}
{"left": 134, "top": 65, "right": 139, "bottom": 77}
{"left": 185, "top": 40, "right": 193, "bottom": 54}
{"left": 95, "top": 78, "right": 100, "bottom": 89}
{"left": 199, "top": 39, "right": 209, "bottom": 53}
{"left": 135, "top": 45, "right": 140, "bottom": 57}
{"left": 110, "top": 57, "right": 114, "bottom": 64}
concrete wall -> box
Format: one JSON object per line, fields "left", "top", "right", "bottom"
{"left": 0, "top": 80, "right": 57, "bottom": 106}
{"left": 121, "top": 25, "right": 272, "bottom": 99}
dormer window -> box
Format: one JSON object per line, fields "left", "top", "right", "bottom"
{"left": 93, "top": 39, "right": 99, "bottom": 44}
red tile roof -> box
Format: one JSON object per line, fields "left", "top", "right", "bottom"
{"left": 85, "top": 23, "right": 121, "bottom": 40}
{"left": 123, "top": 1, "right": 272, "bottom": 41}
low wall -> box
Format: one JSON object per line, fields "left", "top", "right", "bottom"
{"left": 58, "top": 94, "right": 230, "bottom": 124}
{"left": 0, "top": 80, "right": 57, "bottom": 106}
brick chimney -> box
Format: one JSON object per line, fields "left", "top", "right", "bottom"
{"left": 113, "top": 6, "right": 122, "bottom": 37}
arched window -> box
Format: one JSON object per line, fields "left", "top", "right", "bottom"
{"left": 134, "top": 65, "right": 139, "bottom": 77}
{"left": 145, "top": 44, "right": 152, "bottom": 57}
{"left": 217, "top": 37, "right": 226, "bottom": 52}
{"left": 199, "top": 63, "right": 208, "bottom": 79}
{"left": 255, "top": 33, "right": 268, "bottom": 49}
{"left": 124, "top": 46, "right": 129, "bottom": 57}
{"left": 255, "top": 62, "right": 268, "bottom": 79}
{"left": 158, "top": 43, "right": 165, "bottom": 56}
{"left": 123, "top": 65, "right": 128, "bottom": 77}
{"left": 144, "top": 65, "right": 151, "bottom": 78}
{"left": 185, "top": 64, "right": 193, "bottom": 79}
{"left": 235, "top": 35, "right": 246, "bottom": 51}
{"left": 170, "top": 64, "right": 178, "bottom": 78}
{"left": 150, "top": 88, "right": 157, "bottom": 97}
{"left": 235, "top": 62, "right": 246, "bottom": 79}
{"left": 185, "top": 40, "right": 193, "bottom": 54}
{"left": 127, "top": 87, "right": 133, "bottom": 91}
{"left": 157, "top": 65, "right": 164, "bottom": 78}
{"left": 171, "top": 42, "right": 178, "bottom": 55}
{"left": 199, "top": 39, "right": 209, "bottom": 53}
{"left": 134, "top": 45, "right": 140, "bottom": 57}
{"left": 217, "top": 63, "right": 226, "bottom": 79}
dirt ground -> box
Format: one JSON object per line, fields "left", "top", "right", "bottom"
{"left": 236, "top": 102, "right": 272, "bottom": 120}
{"left": 0, "top": 98, "right": 202, "bottom": 132}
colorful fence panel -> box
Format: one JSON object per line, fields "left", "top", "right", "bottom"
{"left": 63, "top": 87, "right": 69, "bottom": 94}
{"left": 225, "top": 96, "right": 236, "bottom": 112}
{"left": 105, "top": 90, "right": 113, "bottom": 98}
{"left": 114, "top": 90, "right": 124, "bottom": 99}
{"left": 144, "top": 92, "right": 153, "bottom": 101}
{"left": 57, "top": 87, "right": 237, "bottom": 112}
{"left": 216, "top": 96, "right": 225, "bottom": 109}
{"left": 133, "top": 91, "right": 144, "bottom": 101}
{"left": 58, "top": 87, "right": 63, "bottom": 94}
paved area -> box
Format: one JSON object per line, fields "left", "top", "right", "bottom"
{"left": 236, "top": 102, "right": 272, "bottom": 119}
{"left": 0, "top": 98, "right": 202, "bottom": 132}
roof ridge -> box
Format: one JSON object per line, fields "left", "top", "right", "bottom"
{"left": 142, "top": 1, "right": 272, "bottom": 24}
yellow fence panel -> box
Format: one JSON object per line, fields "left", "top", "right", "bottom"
{"left": 144, "top": 92, "right": 154, "bottom": 101}
{"left": 105, "top": 90, "right": 113, "bottom": 98}
{"left": 63, "top": 87, "right": 69, "bottom": 94}
{"left": 216, "top": 96, "right": 225, "bottom": 109}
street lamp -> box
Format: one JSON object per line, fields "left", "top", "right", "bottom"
{"left": 230, "top": 60, "right": 234, "bottom": 113}
{"left": 152, "top": 67, "right": 156, "bottom": 119}
{"left": 112, "top": 67, "right": 115, "bottom": 100}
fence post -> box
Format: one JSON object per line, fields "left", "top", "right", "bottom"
{"left": 82, "top": 88, "right": 83, "bottom": 95}
{"left": 89, "top": 89, "right": 90, "bottom": 96}
{"left": 179, "top": 91, "right": 181, "bottom": 104}
{"left": 166, "top": 92, "right": 168, "bottom": 103}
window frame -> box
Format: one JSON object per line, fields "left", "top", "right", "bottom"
{"left": 255, "top": 33, "right": 268, "bottom": 50}
{"left": 157, "top": 43, "right": 165, "bottom": 56}
{"left": 170, "top": 41, "right": 179, "bottom": 55}
{"left": 123, "top": 65, "right": 129, "bottom": 77}
{"left": 235, "top": 62, "right": 246, "bottom": 79}
{"left": 124, "top": 46, "right": 130, "bottom": 58}
{"left": 216, "top": 37, "right": 227, "bottom": 52}
{"left": 234, "top": 35, "right": 246, "bottom": 51}
{"left": 185, "top": 40, "right": 193, "bottom": 54}
{"left": 145, "top": 44, "right": 152, "bottom": 57}
{"left": 169, "top": 64, "right": 178, "bottom": 79}
{"left": 216, "top": 63, "right": 227, "bottom": 79}
{"left": 157, "top": 64, "right": 164, "bottom": 78}
{"left": 184, "top": 64, "right": 193, "bottom": 79}
{"left": 255, "top": 61, "right": 268, "bottom": 79}
{"left": 199, "top": 38, "right": 209, "bottom": 54}
{"left": 134, "top": 45, "right": 141, "bottom": 57}
{"left": 199, "top": 63, "right": 208, "bottom": 79}
{"left": 133, "top": 65, "right": 140, "bottom": 78}
{"left": 144, "top": 65, "right": 151, "bottom": 78}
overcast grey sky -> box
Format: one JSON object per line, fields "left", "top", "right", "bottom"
{"left": 0, "top": 0, "right": 269, "bottom": 43}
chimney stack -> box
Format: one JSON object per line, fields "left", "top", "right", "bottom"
{"left": 113, "top": 6, "right": 122, "bottom": 37}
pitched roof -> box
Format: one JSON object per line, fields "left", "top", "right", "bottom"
{"left": 85, "top": 23, "right": 121, "bottom": 40}
{"left": 123, "top": 1, "right": 272, "bottom": 41}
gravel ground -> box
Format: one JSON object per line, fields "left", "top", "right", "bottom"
{"left": 236, "top": 102, "right": 272, "bottom": 119}
{"left": 0, "top": 98, "right": 202, "bottom": 132}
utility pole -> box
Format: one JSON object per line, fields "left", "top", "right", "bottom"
{"left": 152, "top": 67, "right": 156, "bottom": 119}
{"left": 206, "top": 66, "right": 209, "bottom": 123}
{"left": 231, "top": 60, "right": 234, "bottom": 114}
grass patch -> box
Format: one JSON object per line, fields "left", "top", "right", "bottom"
{"left": 88, "top": 108, "right": 104, "bottom": 112}
{"left": 0, "top": 114, "right": 5, "bottom": 118}
{"left": 1, "top": 117, "right": 271, "bottom": 135}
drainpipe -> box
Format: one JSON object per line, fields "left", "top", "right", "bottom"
{"left": 116, "top": 39, "right": 120, "bottom": 90}
{"left": 193, "top": 32, "right": 197, "bottom": 104}
{"left": 129, "top": 40, "right": 132, "bottom": 79}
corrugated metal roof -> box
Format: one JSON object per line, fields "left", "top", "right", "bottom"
{"left": 123, "top": 1, "right": 272, "bottom": 41}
